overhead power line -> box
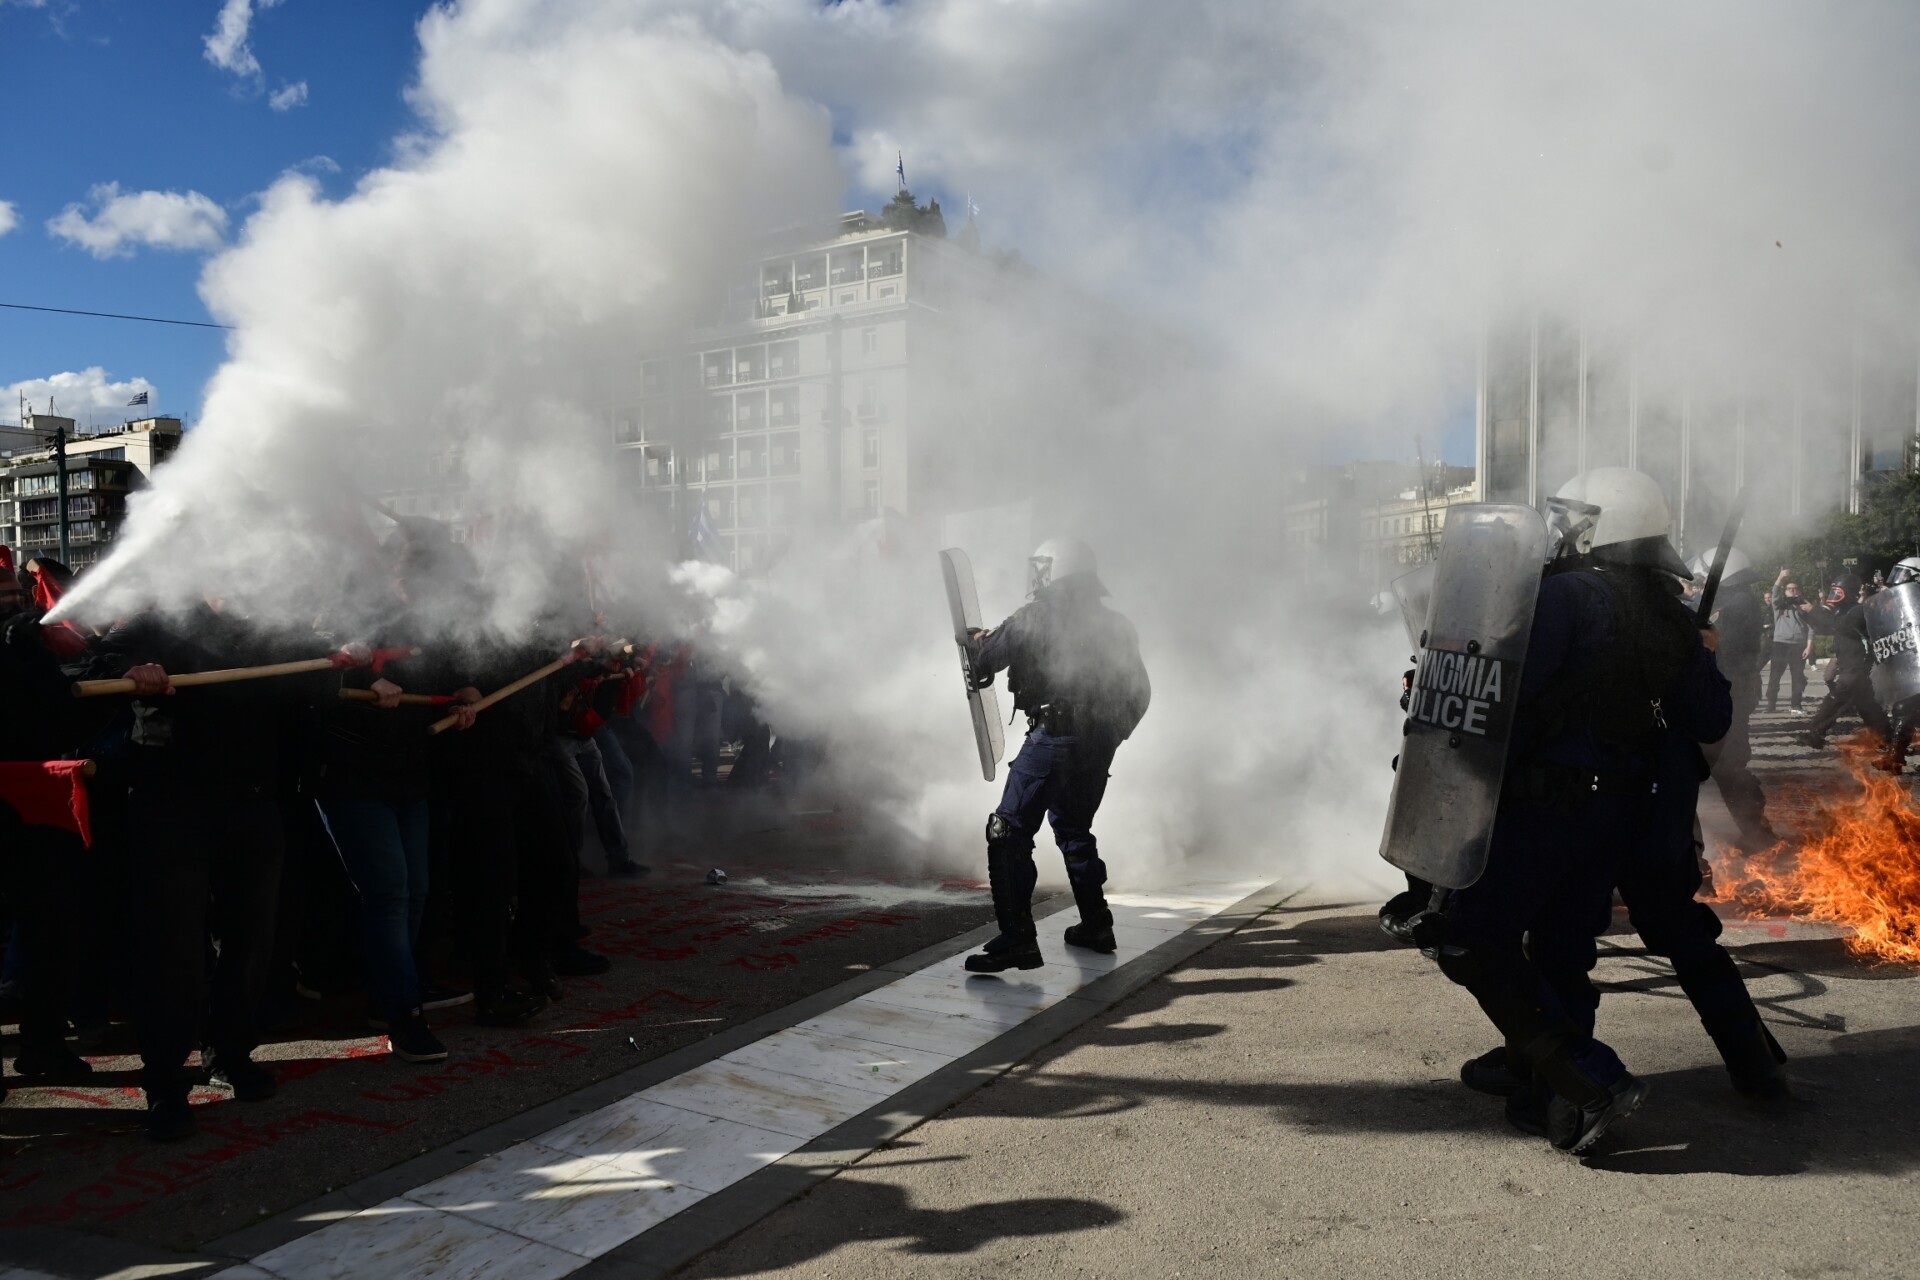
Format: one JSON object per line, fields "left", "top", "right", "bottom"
{"left": 0, "top": 301, "right": 232, "bottom": 331}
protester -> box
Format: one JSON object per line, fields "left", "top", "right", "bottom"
{"left": 1768, "top": 570, "right": 1815, "bottom": 714}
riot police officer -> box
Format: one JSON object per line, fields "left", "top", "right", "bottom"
{"left": 1881, "top": 557, "right": 1920, "bottom": 770}
{"left": 1801, "top": 575, "right": 1891, "bottom": 750}
{"left": 1424, "top": 468, "right": 1728, "bottom": 1153}
{"left": 961, "top": 538, "right": 1150, "bottom": 973}
{"left": 1692, "top": 547, "right": 1778, "bottom": 851}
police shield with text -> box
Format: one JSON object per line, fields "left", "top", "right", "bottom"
{"left": 1870, "top": 558, "right": 1920, "bottom": 769}
{"left": 959, "top": 538, "right": 1150, "bottom": 973}
{"left": 1408, "top": 468, "right": 1726, "bottom": 1153}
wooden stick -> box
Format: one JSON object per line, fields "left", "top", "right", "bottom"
{"left": 426, "top": 653, "right": 576, "bottom": 735}
{"left": 337, "top": 688, "right": 454, "bottom": 707}
{"left": 74, "top": 656, "right": 345, "bottom": 699}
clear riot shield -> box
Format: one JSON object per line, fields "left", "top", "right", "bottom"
{"left": 1390, "top": 562, "right": 1436, "bottom": 653}
{"left": 1379, "top": 504, "right": 1549, "bottom": 890}
{"left": 1867, "top": 581, "right": 1920, "bottom": 707}
{"left": 940, "top": 548, "right": 1007, "bottom": 782}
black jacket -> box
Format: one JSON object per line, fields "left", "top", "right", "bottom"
{"left": 972, "top": 584, "right": 1150, "bottom": 749}
{"left": 93, "top": 606, "right": 322, "bottom": 793}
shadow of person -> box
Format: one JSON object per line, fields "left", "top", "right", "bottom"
{"left": 1216, "top": 912, "right": 1413, "bottom": 957}
{"left": 1083, "top": 1021, "right": 1230, "bottom": 1048}
{"left": 682, "top": 1176, "right": 1124, "bottom": 1276}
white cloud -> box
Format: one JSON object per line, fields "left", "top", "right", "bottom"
{"left": 0, "top": 199, "right": 17, "bottom": 237}
{"left": 3, "top": 369, "right": 156, "bottom": 423}
{"left": 268, "top": 80, "right": 308, "bottom": 111}
{"left": 205, "top": 0, "right": 289, "bottom": 85}
{"left": 46, "top": 182, "right": 228, "bottom": 259}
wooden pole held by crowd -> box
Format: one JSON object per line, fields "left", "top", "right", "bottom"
{"left": 422, "top": 638, "right": 622, "bottom": 735}
{"left": 337, "top": 688, "right": 454, "bottom": 707}
{"left": 426, "top": 654, "right": 571, "bottom": 735}
{"left": 73, "top": 656, "right": 347, "bottom": 699}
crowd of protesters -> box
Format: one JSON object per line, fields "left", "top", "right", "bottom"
{"left": 0, "top": 525, "right": 781, "bottom": 1143}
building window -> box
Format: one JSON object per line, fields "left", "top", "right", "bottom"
{"left": 862, "top": 429, "right": 879, "bottom": 470}
{"left": 862, "top": 479, "right": 880, "bottom": 517}
{"left": 769, "top": 387, "right": 799, "bottom": 426}
{"left": 861, "top": 327, "right": 878, "bottom": 355}
{"left": 770, "top": 433, "right": 800, "bottom": 476}
{"left": 857, "top": 379, "right": 880, "bottom": 420}
{"left": 878, "top": 285, "right": 897, "bottom": 298}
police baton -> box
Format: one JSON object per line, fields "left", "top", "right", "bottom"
{"left": 1696, "top": 487, "right": 1750, "bottom": 621}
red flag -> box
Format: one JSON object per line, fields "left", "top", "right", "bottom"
{"left": 20, "top": 560, "right": 91, "bottom": 658}
{"left": 0, "top": 761, "right": 94, "bottom": 847}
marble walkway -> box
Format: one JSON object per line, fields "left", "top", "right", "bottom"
{"left": 207, "top": 882, "right": 1264, "bottom": 1280}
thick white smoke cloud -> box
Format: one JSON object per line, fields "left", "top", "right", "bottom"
{"left": 58, "top": 0, "right": 1920, "bottom": 897}
{"left": 64, "top": 2, "right": 840, "bottom": 635}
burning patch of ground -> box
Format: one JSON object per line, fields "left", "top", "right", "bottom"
{"left": 1711, "top": 734, "right": 1920, "bottom": 966}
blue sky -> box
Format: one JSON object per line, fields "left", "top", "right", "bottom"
{"left": 0, "top": 0, "right": 428, "bottom": 428}
{"left": 0, "top": 1, "right": 1478, "bottom": 462}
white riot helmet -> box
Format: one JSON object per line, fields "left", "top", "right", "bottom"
{"left": 1689, "top": 545, "right": 1757, "bottom": 590}
{"left": 1552, "top": 467, "right": 1689, "bottom": 578}
{"left": 1888, "top": 556, "right": 1920, "bottom": 588}
{"left": 1027, "top": 536, "right": 1105, "bottom": 597}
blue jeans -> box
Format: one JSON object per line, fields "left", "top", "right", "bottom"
{"left": 316, "top": 797, "right": 430, "bottom": 1022}
{"left": 989, "top": 730, "right": 1115, "bottom": 905}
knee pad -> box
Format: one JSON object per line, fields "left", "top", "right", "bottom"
{"left": 986, "top": 813, "right": 1017, "bottom": 844}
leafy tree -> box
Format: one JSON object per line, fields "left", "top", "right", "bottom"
{"left": 1787, "top": 470, "right": 1920, "bottom": 587}
{"left": 879, "top": 190, "right": 947, "bottom": 238}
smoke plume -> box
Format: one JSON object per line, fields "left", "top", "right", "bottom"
{"left": 57, "top": 0, "right": 1920, "bottom": 894}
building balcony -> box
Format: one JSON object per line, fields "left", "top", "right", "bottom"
{"left": 703, "top": 369, "right": 734, "bottom": 387}
{"left": 868, "top": 259, "right": 903, "bottom": 279}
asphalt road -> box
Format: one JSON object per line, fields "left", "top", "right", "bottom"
{"left": 676, "top": 901, "right": 1920, "bottom": 1280}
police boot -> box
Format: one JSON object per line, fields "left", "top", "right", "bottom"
{"left": 1378, "top": 876, "right": 1437, "bottom": 946}
{"left": 966, "top": 845, "right": 1042, "bottom": 973}
{"left": 1709, "top": 1017, "right": 1794, "bottom": 1103}
{"left": 1063, "top": 866, "right": 1116, "bottom": 954}
{"left": 1536, "top": 1048, "right": 1649, "bottom": 1155}
{"left": 1460, "top": 1045, "right": 1526, "bottom": 1097}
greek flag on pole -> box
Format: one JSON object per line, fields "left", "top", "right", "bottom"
{"left": 127, "top": 390, "right": 149, "bottom": 406}
{"left": 896, "top": 152, "right": 906, "bottom": 190}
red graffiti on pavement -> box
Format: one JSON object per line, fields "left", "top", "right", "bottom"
{"left": 3, "top": 1109, "right": 411, "bottom": 1228}
{"left": 778, "top": 912, "right": 918, "bottom": 948}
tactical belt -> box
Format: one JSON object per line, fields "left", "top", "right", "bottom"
{"left": 1031, "top": 703, "right": 1076, "bottom": 736}
{"left": 1509, "top": 760, "right": 1657, "bottom": 805}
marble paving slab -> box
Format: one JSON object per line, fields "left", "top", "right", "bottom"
{"left": 215, "top": 881, "right": 1257, "bottom": 1280}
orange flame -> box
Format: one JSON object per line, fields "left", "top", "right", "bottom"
{"left": 1711, "top": 734, "right": 1920, "bottom": 965}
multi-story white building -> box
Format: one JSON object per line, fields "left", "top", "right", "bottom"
{"left": 609, "top": 204, "right": 1040, "bottom": 572}
{"left": 0, "top": 413, "right": 182, "bottom": 569}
